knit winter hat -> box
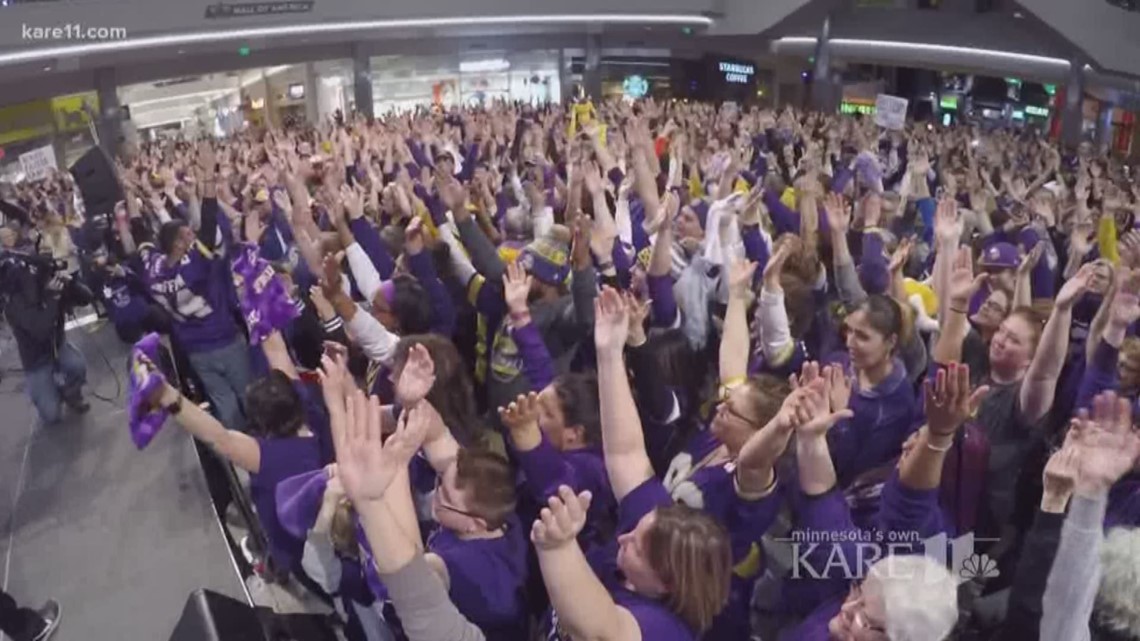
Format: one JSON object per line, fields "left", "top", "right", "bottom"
{"left": 520, "top": 224, "right": 572, "bottom": 286}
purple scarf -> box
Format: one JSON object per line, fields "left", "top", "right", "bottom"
{"left": 231, "top": 242, "right": 300, "bottom": 345}
{"left": 128, "top": 332, "right": 170, "bottom": 450}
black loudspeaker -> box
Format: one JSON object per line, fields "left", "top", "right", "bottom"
{"left": 170, "top": 589, "right": 340, "bottom": 641}
{"left": 69, "top": 146, "right": 123, "bottom": 222}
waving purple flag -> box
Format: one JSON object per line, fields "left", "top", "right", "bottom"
{"left": 128, "top": 332, "right": 170, "bottom": 450}
{"left": 231, "top": 242, "right": 300, "bottom": 345}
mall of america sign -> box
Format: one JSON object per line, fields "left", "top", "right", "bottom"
{"left": 205, "top": 1, "right": 315, "bottom": 18}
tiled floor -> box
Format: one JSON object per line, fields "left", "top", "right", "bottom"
{"left": 0, "top": 322, "right": 247, "bottom": 641}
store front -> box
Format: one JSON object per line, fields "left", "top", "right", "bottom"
{"left": 370, "top": 50, "right": 561, "bottom": 114}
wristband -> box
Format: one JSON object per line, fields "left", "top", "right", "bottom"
{"left": 165, "top": 394, "right": 184, "bottom": 416}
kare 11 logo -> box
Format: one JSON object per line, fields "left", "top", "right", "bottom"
{"left": 782, "top": 530, "right": 1000, "bottom": 584}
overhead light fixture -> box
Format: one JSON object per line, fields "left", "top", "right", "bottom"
{"left": 0, "top": 14, "right": 714, "bottom": 67}
{"left": 460, "top": 58, "right": 510, "bottom": 73}
{"left": 772, "top": 37, "right": 1072, "bottom": 69}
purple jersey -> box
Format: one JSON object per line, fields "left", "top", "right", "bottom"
{"left": 141, "top": 241, "right": 238, "bottom": 353}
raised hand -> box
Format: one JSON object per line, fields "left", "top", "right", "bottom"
{"left": 498, "top": 391, "right": 540, "bottom": 434}
{"left": 404, "top": 215, "right": 426, "bottom": 256}
{"left": 384, "top": 403, "right": 433, "bottom": 468}
{"left": 947, "top": 246, "right": 987, "bottom": 307}
{"left": 395, "top": 343, "right": 436, "bottom": 407}
{"left": 1072, "top": 392, "right": 1140, "bottom": 497}
{"left": 593, "top": 286, "right": 630, "bottom": 354}
{"left": 272, "top": 188, "right": 293, "bottom": 215}
{"left": 737, "top": 387, "right": 806, "bottom": 481}
{"left": 739, "top": 185, "right": 768, "bottom": 227}
{"left": 793, "top": 377, "right": 855, "bottom": 439}
{"left": 503, "top": 260, "right": 532, "bottom": 317}
{"left": 340, "top": 183, "right": 365, "bottom": 221}
{"left": 583, "top": 161, "right": 603, "bottom": 196}
{"left": 933, "top": 196, "right": 961, "bottom": 246}
{"left": 1017, "top": 241, "right": 1045, "bottom": 277}
{"left": 889, "top": 237, "right": 913, "bottom": 274}
{"left": 924, "top": 362, "right": 988, "bottom": 438}
{"left": 331, "top": 389, "right": 394, "bottom": 506}
{"left": 623, "top": 290, "right": 651, "bottom": 347}
{"left": 1112, "top": 267, "right": 1140, "bottom": 327}
{"left": 321, "top": 252, "right": 345, "bottom": 296}
{"left": 530, "top": 485, "right": 593, "bottom": 551}
{"left": 762, "top": 242, "right": 792, "bottom": 292}
{"left": 823, "top": 192, "right": 850, "bottom": 235}
{"left": 728, "top": 259, "right": 758, "bottom": 301}
{"left": 1056, "top": 263, "right": 1095, "bottom": 310}
{"left": 789, "top": 360, "right": 822, "bottom": 390}
{"left": 824, "top": 365, "right": 853, "bottom": 413}
{"left": 309, "top": 285, "right": 336, "bottom": 321}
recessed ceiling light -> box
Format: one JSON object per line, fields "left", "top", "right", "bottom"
{"left": 1013, "top": 11, "right": 1024, "bottom": 18}
{"left": 177, "top": 49, "right": 186, "bottom": 54}
{"left": 43, "top": 65, "right": 51, "bottom": 71}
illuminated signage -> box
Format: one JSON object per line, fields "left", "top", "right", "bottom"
{"left": 840, "top": 101, "right": 876, "bottom": 115}
{"left": 718, "top": 61, "right": 755, "bottom": 84}
{"left": 939, "top": 96, "right": 958, "bottom": 110}
{"left": 622, "top": 75, "right": 649, "bottom": 99}
{"left": 1025, "top": 105, "right": 1049, "bottom": 117}
{"left": 1012, "top": 110, "right": 1025, "bottom": 120}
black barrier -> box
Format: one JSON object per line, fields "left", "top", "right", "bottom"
{"left": 170, "top": 589, "right": 338, "bottom": 641}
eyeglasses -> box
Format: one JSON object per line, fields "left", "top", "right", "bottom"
{"left": 433, "top": 476, "right": 483, "bottom": 521}
{"left": 718, "top": 401, "right": 759, "bottom": 427}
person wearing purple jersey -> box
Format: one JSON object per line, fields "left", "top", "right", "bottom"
{"left": 137, "top": 143, "right": 250, "bottom": 430}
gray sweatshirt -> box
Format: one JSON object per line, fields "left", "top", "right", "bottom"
{"left": 381, "top": 554, "right": 486, "bottom": 641}
{"left": 1040, "top": 492, "right": 1106, "bottom": 641}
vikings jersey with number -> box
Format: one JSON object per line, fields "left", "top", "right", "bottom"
{"left": 140, "top": 241, "right": 238, "bottom": 353}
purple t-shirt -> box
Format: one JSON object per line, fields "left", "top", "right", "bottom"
{"left": 141, "top": 242, "right": 238, "bottom": 353}
{"left": 516, "top": 436, "right": 615, "bottom": 550}
{"left": 252, "top": 435, "right": 323, "bottom": 574}
{"left": 548, "top": 479, "right": 693, "bottom": 641}
{"left": 429, "top": 514, "right": 529, "bottom": 641}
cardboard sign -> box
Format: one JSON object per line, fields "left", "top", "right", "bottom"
{"left": 18, "top": 144, "right": 58, "bottom": 182}
{"left": 873, "top": 94, "right": 908, "bottom": 130}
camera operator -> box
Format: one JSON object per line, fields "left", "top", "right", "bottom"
{"left": 2, "top": 241, "right": 94, "bottom": 425}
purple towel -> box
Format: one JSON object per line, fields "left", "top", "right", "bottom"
{"left": 275, "top": 468, "right": 389, "bottom": 600}
{"left": 231, "top": 242, "right": 300, "bottom": 345}
{"left": 128, "top": 332, "right": 170, "bottom": 450}
{"left": 275, "top": 468, "right": 329, "bottom": 540}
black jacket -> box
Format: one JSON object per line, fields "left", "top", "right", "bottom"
{"left": 3, "top": 254, "right": 92, "bottom": 370}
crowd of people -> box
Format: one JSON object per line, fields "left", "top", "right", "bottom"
{"left": 3, "top": 95, "right": 1140, "bottom": 641}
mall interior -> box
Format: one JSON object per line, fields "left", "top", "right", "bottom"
{"left": 1, "top": 0, "right": 1140, "bottom": 640}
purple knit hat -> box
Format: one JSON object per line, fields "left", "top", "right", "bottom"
{"left": 231, "top": 242, "right": 301, "bottom": 345}
{"left": 128, "top": 332, "right": 170, "bottom": 450}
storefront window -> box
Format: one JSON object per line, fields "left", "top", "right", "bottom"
{"left": 371, "top": 51, "right": 560, "bottom": 114}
